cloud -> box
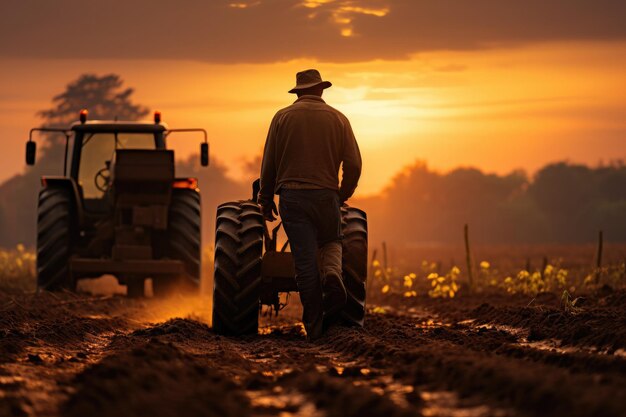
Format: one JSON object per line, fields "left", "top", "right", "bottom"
{"left": 0, "top": 0, "right": 625, "bottom": 63}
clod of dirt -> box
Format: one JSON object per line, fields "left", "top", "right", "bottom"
{"left": 527, "top": 325, "right": 547, "bottom": 341}
{"left": 286, "top": 371, "right": 418, "bottom": 417}
{"left": 63, "top": 339, "right": 250, "bottom": 417}
{"left": 131, "top": 318, "right": 209, "bottom": 337}
{"left": 27, "top": 353, "right": 43, "bottom": 364}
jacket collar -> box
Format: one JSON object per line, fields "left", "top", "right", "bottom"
{"left": 294, "top": 95, "right": 326, "bottom": 104}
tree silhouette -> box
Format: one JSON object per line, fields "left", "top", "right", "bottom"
{"left": 37, "top": 74, "right": 149, "bottom": 145}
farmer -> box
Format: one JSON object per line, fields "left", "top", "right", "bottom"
{"left": 259, "top": 69, "right": 362, "bottom": 341}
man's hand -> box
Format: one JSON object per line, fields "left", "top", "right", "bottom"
{"left": 339, "top": 192, "right": 349, "bottom": 207}
{"left": 261, "top": 201, "right": 278, "bottom": 222}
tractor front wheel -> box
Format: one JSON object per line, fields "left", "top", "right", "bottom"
{"left": 36, "top": 187, "right": 75, "bottom": 291}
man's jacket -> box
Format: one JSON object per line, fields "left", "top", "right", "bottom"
{"left": 259, "top": 95, "right": 362, "bottom": 206}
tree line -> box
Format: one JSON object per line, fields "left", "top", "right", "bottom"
{"left": 354, "top": 160, "right": 626, "bottom": 245}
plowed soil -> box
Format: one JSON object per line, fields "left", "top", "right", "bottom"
{"left": 1, "top": 287, "right": 626, "bottom": 417}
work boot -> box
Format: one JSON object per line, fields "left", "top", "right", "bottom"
{"left": 319, "top": 241, "right": 346, "bottom": 319}
{"left": 300, "top": 289, "right": 324, "bottom": 342}
{"left": 304, "top": 317, "right": 324, "bottom": 342}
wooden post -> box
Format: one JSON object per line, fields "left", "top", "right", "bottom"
{"left": 382, "top": 241, "right": 388, "bottom": 271}
{"left": 464, "top": 224, "right": 474, "bottom": 294}
{"left": 541, "top": 256, "right": 548, "bottom": 278}
{"left": 367, "top": 249, "right": 378, "bottom": 294}
{"left": 595, "top": 230, "right": 603, "bottom": 284}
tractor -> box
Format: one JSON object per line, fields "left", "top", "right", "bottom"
{"left": 212, "top": 180, "right": 368, "bottom": 335}
{"left": 25, "top": 110, "right": 208, "bottom": 297}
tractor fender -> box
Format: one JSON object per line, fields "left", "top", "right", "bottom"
{"left": 40, "top": 176, "right": 85, "bottom": 228}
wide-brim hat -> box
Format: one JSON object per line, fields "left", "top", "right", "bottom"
{"left": 288, "top": 69, "right": 332, "bottom": 93}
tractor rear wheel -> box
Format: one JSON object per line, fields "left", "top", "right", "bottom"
{"left": 160, "top": 188, "right": 202, "bottom": 296}
{"left": 340, "top": 206, "right": 368, "bottom": 326}
{"left": 36, "top": 187, "right": 75, "bottom": 291}
{"left": 212, "top": 201, "right": 263, "bottom": 335}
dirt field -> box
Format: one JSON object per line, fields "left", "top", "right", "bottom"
{"left": 1, "top": 284, "right": 625, "bottom": 417}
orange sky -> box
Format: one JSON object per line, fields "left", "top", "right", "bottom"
{"left": 2, "top": 41, "right": 625, "bottom": 195}
{"left": 1, "top": 1, "right": 626, "bottom": 196}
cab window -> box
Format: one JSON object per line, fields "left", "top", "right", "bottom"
{"left": 79, "top": 132, "right": 155, "bottom": 199}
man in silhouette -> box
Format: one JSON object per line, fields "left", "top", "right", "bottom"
{"left": 259, "top": 69, "right": 362, "bottom": 341}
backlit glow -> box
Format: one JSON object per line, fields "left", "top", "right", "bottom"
{"left": 229, "top": 1, "right": 260, "bottom": 9}
{"left": 341, "top": 28, "right": 353, "bottom": 37}
{"left": 302, "top": 0, "right": 334, "bottom": 8}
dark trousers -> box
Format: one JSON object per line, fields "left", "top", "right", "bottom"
{"left": 279, "top": 189, "right": 342, "bottom": 328}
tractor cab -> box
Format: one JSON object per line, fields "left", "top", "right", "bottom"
{"left": 72, "top": 121, "right": 165, "bottom": 197}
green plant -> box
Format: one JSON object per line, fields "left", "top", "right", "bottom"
{"left": 560, "top": 290, "right": 583, "bottom": 314}
{"left": 501, "top": 264, "right": 568, "bottom": 295}
{"left": 427, "top": 266, "right": 460, "bottom": 298}
{"left": 0, "top": 244, "right": 36, "bottom": 291}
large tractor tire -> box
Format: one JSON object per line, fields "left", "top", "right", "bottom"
{"left": 36, "top": 187, "right": 75, "bottom": 291}
{"left": 340, "top": 206, "right": 368, "bottom": 326}
{"left": 212, "top": 201, "right": 264, "bottom": 335}
{"left": 156, "top": 188, "right": 202, "bottom": 296}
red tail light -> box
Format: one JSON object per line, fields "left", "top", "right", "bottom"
{"left": 173, "top": 178, "right": 198, "bottom": 190}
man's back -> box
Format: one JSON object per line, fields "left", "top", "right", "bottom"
{"left": 273, "top": 95, "right": 348, "bottom": 188}
{"left": 259, "top": 95, "right": 361, "bottom": 205}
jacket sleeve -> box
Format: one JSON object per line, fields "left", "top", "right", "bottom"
{"left": 339, "top": 117, "right": 362, "bottom": 202}
{"left": 259, "top": 114, "right": 279, "bottom": 207}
